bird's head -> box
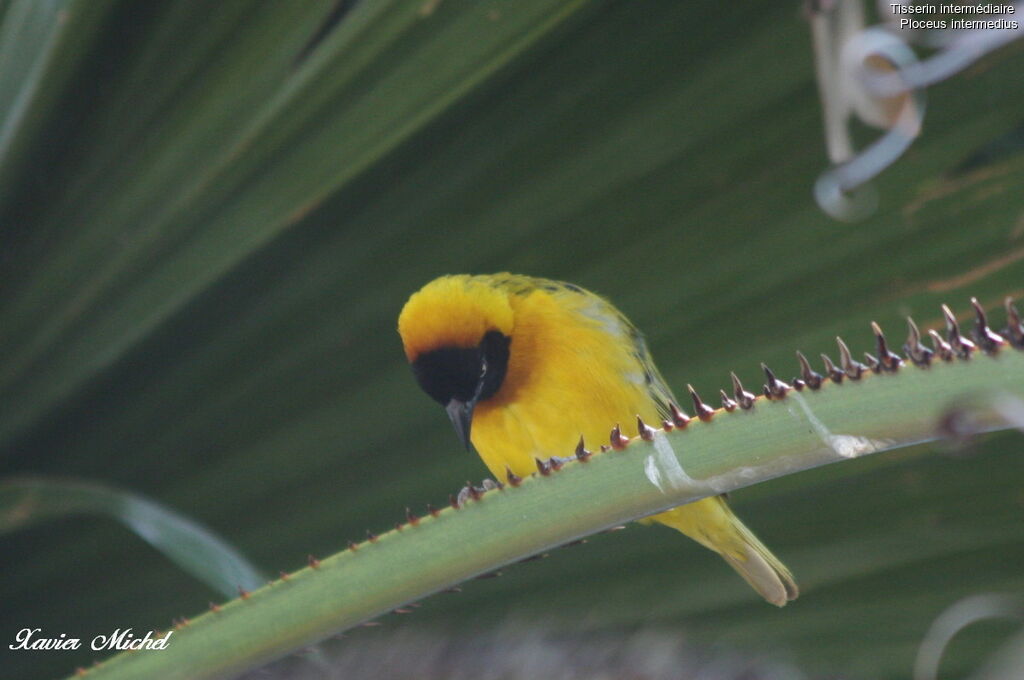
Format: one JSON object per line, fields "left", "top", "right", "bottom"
{"left": 398, "top": 275, "right": 514, "bottom": 448}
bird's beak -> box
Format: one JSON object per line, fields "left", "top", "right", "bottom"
{"left": 445, "top": 397, "right": 476, "bottom": 450}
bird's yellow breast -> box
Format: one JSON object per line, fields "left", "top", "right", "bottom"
{"left": 471, "top": 286, "right": 661, "bottom": 480}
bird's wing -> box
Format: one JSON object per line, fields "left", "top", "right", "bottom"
{"left": 505, "top": 274, "right": 679, "bottom": 421}
{"left": 623, "top": 318, "right": 678, "bottom": 422}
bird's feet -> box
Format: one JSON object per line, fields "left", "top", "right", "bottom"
{"left": 454, "top": 478, "right": 501, "bottom": 507}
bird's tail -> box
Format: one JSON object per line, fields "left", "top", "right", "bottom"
{"left": 652, "top": 497, "right": 798, "bottom": 607}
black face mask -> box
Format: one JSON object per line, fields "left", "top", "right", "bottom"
{"left": 411, "top": 330, "right": 511, "bottom": 448}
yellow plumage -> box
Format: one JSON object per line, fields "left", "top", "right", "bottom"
{"left": 398, "top": 273, "right": 798, "bottom": 606}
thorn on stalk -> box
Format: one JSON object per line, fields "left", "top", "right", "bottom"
{"left": 610, "top": 424, "right": 631, "bottom": 449}
{"left": 669, "top": 402, "right": 691, "bottom": 427}
{"left": 449, "top": 493, "right": 460, "bottom": 510}
{"left": 548, "top": 456, "right": 564, "bottom": 472}
{"left": 238, "top": 586, "right": 251, "bottom": 600}
{"left": 904, "top": 317, "right": 933, "bottom": 366}
{"left": 929, "top": 329, "right": 955, "bottom": 361}
{"left": 795, "top": 352, "right": 823, "bottom": 390}
{"left": 506, "top": 466, "right": 523, "bottom": 486}
{"left": 466, "top": 483, "right": 483, "bottom": 501}
{"left": 636, "top": 416, "right": 656, "bottom": 440}
{"left": 870, "top": 321, "right": 903, "bottom": 371}
{"left": 942, "top": 303, "right": 976, "bottom": 358}
{"left": 863, "top": 352, "right": 881, "bottom": 373}
{"left": 209, "top": 602, "right": 222, "bottom": 613}
{"left": 405, "top": 508, "right": 420, "bottom": 526}
{"left": 348, "top": 541, "right": 358, "bottom": 552}
{"left": 836, "top": 337, "right": 866, "bottom": 379}
{"left": 720, "top": 389, "right": 738, "bottom": 411}
{"left": 821, "top": 353, "right": 844, "bottom": 382}
{"left": 279, "top": 570, "right": 290, "bottom": 581}
{"left": 761, "top": 363, "right": 791, "bottom": 399}
{"left": 308, "top": 555, "right": 321, "bottom": 569}
{"left": 970, "top": 297, "right": 1005, "bottom": 354}
{"left": 1004, "top": 297, "right": 1024, "bottom": 348}
{"left": 730, "top": 372, "right": 757, "bottom": 409}
{"left": 535, "top": 457, "right": 552, "bottom": 475}
{"left": 426, "top": 503, "right": 440, "bottom": 518}
{"left": 367, "top": 530, "right": 379, "bottom": 543}
{"left": 575, "top": 436, "right": 592, "bottom": 462}
{"left": 687, "top": 384, "right": 715, "bottom": 420}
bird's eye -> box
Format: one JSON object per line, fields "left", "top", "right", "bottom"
{"left": 475, "top": 331, "right": 511, "bottom": 402}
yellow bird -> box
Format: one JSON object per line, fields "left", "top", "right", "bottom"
{"left": 398, "top": 273, "right": 797, "bottom": 606}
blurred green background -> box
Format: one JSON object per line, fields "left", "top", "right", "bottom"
{"left": 2, "top": 1, "right": 1023, "bottom": 678}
